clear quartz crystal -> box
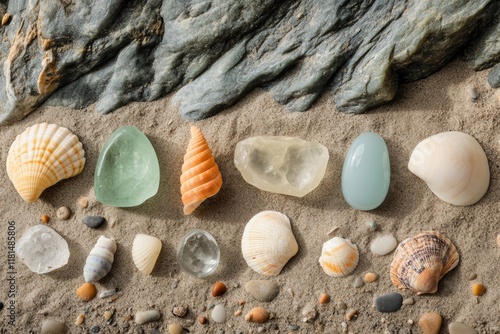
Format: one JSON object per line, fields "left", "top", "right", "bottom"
{"left": 177, "top": 229, "right": 220, "bottom": 278}
{"left": 15, "top": 224, "right": 70, "bottom": 274}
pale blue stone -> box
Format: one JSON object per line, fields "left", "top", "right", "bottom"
{"left": 341, "top": 132, "right": 390, "bottom": 210}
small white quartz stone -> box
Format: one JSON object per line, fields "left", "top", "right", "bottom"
{"left": 211, "top": 304, "right": 226, "bottom": 323}
{"left": 370, "top": 235, "right": 398, "bottom": 256}
{"left": 234, "top": 136, "right": 329, "bottom": 197}
{"left": 15, "top": 224, "right": 70, "bottom": 274}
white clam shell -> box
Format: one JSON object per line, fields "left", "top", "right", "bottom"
{"left": 319, "top": 237, "right": 359, "bottom": 277}
{"left": 408, "top": 131, "right": 489, "bottom": 206}
{"left": 132, "top": 234, "right": 162, "bottom": 275}
{"left": 84, "top": 235, "right": 117, "bottom": 283}
{"left": 241, "top": 211, "right": 299, "bottom": 276}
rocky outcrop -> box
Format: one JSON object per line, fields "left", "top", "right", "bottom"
{"left": 0, "top": 0, "right": 498, "bottom": 124}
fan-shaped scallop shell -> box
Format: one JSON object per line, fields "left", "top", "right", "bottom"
{"left": 408, "top": 131, "right": 489, "bottom": 206}
{"left": 6, "top": 123, "right": 85, "bottom": 203}
{"left": 390, "top": 231, "right": 459, "bottom": 295}
{"left": 241, "top": 210, "right": 298, "bottom": 276}
{"left": 84, "top": 236, "right": 117, "bottom": 283}
{"left": 318, "top": 237, "right": 359, "bottom": 277}
{"left": 132, "top": 234, "right": 162, "bottom": 275}
{"left": 180, "top": 126, "right": 223, "bottom": 215}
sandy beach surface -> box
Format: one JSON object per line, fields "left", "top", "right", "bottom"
{"left": 0, "top": 60, "right": 499, "bottom": 333}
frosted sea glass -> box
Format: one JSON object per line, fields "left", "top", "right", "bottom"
{"left": 94, "top": 126, "right": 160, "bottom": 207}
{"left": 341, "top": 132, "right": 390, "bottom": 210}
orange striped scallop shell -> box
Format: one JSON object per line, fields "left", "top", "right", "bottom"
{"left": 319, "top": 237, "right": 359, "bottom": 277}
{"left": 180, "top": 126, "right": 222, "bottom": 215}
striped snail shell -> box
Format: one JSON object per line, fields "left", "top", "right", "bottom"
{"left": 83, "top": 235, "right": 117, "bottom": 283}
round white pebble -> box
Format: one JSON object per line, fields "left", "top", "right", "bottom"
{"left": 211, "top": 304, "right": 226, "bottom": 323}
{"left": 370, "top": 235, "right": 397, "bottom": 256}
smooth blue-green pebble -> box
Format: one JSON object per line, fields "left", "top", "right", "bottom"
{"left": 341, "top": 132, "right": 390, "bottom": 210}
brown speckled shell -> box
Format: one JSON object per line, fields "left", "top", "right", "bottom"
{"left": 180, "top": 126, "right": 222, "bottom": 215}
{"left": 390, "top": 231, "right": 459, "bottom": 295}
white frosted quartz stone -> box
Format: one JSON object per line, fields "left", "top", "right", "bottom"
{"left": 15, "top": 224, "right": 70, "bottom": 274}
{"left": 211, "top": 304, "right": 226, "bottom": 323}
{"left": 234, "top": 136, "right": 329, "bottom": 197}
{"left": 370, "top": 235, "right": 398, "bottom": 256}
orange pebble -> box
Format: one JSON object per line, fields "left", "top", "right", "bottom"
{"left": 364, "top": 272, "right": 378, "bottom": 283}
{"left": 319, "top": 293, "right": 330, "bottom": 304}
{"left": 41, "top": 214, "right": 50, "bottom": 224}
{"left": 245, "top": 307, "right": 268, "bottom": 323}
{"left": 472, "top": 283, "right": 486, "bottom": 296}
{"left": 76, "top": 283, "right": 97, "bottom": 301}
{"left": 198, "top": 316, "right": 208, "bottom": 325}
{"left": 211, "top": 281, "right": 227, "bottom": 297}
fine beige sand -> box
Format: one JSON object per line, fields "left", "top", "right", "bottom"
{"left": 1, "top": 60, "right": 499, "bottom": 333}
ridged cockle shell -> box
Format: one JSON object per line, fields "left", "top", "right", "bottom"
{"left": 241, "top": 211, "right": 299, "bottom": 276}
{"left": 84, "top": 235, "right": 117, "bottom": 283}
{"left": 132, "top": 234, "right": 162, "bottom": 275}
{"left": 319, "top": 237, "right": 359, "bottom": 277}
{"left": 390, "top": 231, "right": 459, "bottom": 295}
{"left": 408, "top": 131, "right": 489, "bottom": 206}
{"left": 180, "top": 126, "right": 222, "bottom": 215}
{"left": 6, "top": 123, "right": 85, "bottom": 202}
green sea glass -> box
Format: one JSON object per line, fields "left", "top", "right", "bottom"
{"left": 94, "top": 126, "right": 160, "bottom": 207}
{"left": 341, "top": 132, "right": 390, "bottom": 210}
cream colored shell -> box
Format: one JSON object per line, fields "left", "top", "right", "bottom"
{"left": 319, "top": 237, "right": 359, "bottom": 277}
{"left": 241, "top": 211, "right": 298, "bottom": 276}
{"left": 84, "top": 236, "right": 117, "bottom": 283}
{"left": 132, "top": 234, "right": 162, "bottom": 275}
{"left": 7, "top": 123, "right": 85, "bottom": 202}
{"left": 408, "top": 131, "right": 489, "bottom": 206}
{"left": 390, "top": 231, "right": 459, "bottom": 295}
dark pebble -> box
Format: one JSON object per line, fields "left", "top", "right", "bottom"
{"left": 375, "top": 292, "right": 403, "bottom": 313}
{"left": 83, "top": 216, "right": 106, "bottom": 229}
{"left": 90, "top": 325, "right": 100, "bottom": 333}
{"left": 0, "top": 302, "right": 3, "bottom": 311}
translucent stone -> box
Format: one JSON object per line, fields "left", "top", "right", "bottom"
{"left": 94, "top": 126, "right": 160, "bottom": 207}
{"left": 176, "top": 229, "right": 220, "bottom": 278}
{"left": 341, "top": 132, "right": 390, "bottom": 210}
{"left": 234, "top": 136, "right": 329, "bottom": 197}
{"left": 15, "top": 225, "right": 69, "bottom": 274}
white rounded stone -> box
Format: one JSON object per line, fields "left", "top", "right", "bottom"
{"left": 211, "top": 304, "right": 226, "bottom": 323}
{"left": 370, "top": 235, "right": 397, "bottom": 256}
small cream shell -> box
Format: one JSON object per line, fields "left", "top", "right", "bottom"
{"left": 241, "top": 211, "right": 298, "bottom": 276}
{"left": 319, "top": 237, "right": 359, "bottom": 277}
{"left": 132, "top": 234, "right": 162, "bottom": 275}
{"left": 83, "top": 235, "right": 117, "bottom": 283}
{"left": 408, "top": 131, "right": 489, "bottom": 206}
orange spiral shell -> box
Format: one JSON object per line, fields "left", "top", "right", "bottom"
{"left": 181, "top": 126, "right": 222, "bottom": 215}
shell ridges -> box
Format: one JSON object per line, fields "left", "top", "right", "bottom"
{"left": 132, "top": 234, "right": 162, "bottom": 275}
{"left": 319, "top": 237, "right": 359, "bottom": 277}
{"left": 84, "top": 235, "right": 117, "bottom": 283}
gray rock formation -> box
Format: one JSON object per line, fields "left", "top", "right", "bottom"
{"left": 0, "top": 0, "right": 498, "bottom": 124}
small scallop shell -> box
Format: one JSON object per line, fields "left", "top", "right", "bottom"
{"left": 84, "top": 235, "right": 117, "bottom": 283}
{"left": 132, "top": 234, "right": 162, "bottom": 275}
{"left": 241, "top": 211, "right": 298, "bottom": 276}
{"left": 318, "top": 237, "right": 359, "bottom": 277}
{"left": 390, "top": 231, "right": 459, "bottom": 295}
{"left": 408, "top": 131, "right": 489, "bottom": 206}
{"left": 6, "top": 123, "right": 85, "bottom": 202}
{"left": 180, "top": 126, "right": 222, "bottom": 215}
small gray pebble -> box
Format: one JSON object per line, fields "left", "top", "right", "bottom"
{"left": 56, "top": 206, "right": 71, "bottom": 220}
{"left": 83, "top": 216, "right": 106, "bottom": 228}
{"left": 366, "top": 221, "right": 378, "bottom": 231}
{"left": 172, "top": 306, "right": 187, "bottom": 317}
{"left": 288, "top": 324, "right": 299, "bottom": 331}
{"left": 90, "top": 325, "right": 100, "bottom": 333}
{"left": 375, "top": 292, "right": 403, "bottom": 313}
{"left": 353, "top": 277, "right": 364, "bottom": 288}
{"left": 402, "top": 297, "right": 415, "bottom": 305}
{"left": 467, "top": 273, "right": 477, "bottom": 280}
{"left": 467, "top": 86, "right": 478, "bottom": 102}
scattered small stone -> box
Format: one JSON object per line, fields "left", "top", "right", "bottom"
{"left": 212, "top": 281, "right": 227, "bottom": 297}
{"left": 245, "top": 307, "right": 269, "bottom": 323}
{"left": 41, "top": 214, "right": 50, "bottom": 224}
{"left": 375, "top": 292, "right": 403, "bottom": 313}
{"left": 419, "top": 312, "right": 442, "bottom": 334}
{"left": 56, "top": 206, "right": 71, "bottom": 220}
{"left": 75, "top": 314, "right": 85, "bottom": 326}
{"left": 353, "top": 277, "right": 364, "bottom": 288}
{"left": 496, "top": 234, "right": 500, "bottom": 247}
{"left": 364, "top": 272, "right": 378, "bottom": 283}
{"left": 257, "top": 327, "right": 266, "bottom": 333}
{"left": 402, "top": 297, "right": 415, "bottom": 305}
{"left": 319, "top": 293, "right": 330, "bottom": 304}
{"left": 467, "top": 86, "right": 479, "bottom": 102}
{"left": 78, "top": 196, "right": 89, "bottom": 208}
{"left": 104, "top": 311, "right": 113, "bottom": 321}
{"left": 370, "top": 235, "right": 397, "bottom": 255}
{"left": 135, "top": 310, "right": 161, "bottom": 325}
{"left": 341, "top": 322, "right": 348, "bottom": 328}
{"left": 99, "top": 288, "right": 117, "bottom": 299}
{"left": 199, "top": 316, "right": 208, "bottom": 324}
{"left": 472, "top": 283, "right": 486, "bottom": 296}
{"left": 234, "top": 310, "right": 242, "bottom": 316}
{"left": 288, "top": 324, "right": 299, "bottom": 331}
{"left": 124, "top": 314, "right": 133, "bottom": 321}
{"left": 467, "top": 273, "right": 477, "bottom": 281}
{"left": 83, "top": 216, "right": 106, "bottom": 229}
{"left": 0, "top": 302, "right": 4, "bottom": 311}
{"left": 171, "top": 279, "right": 179, "bottom": 289}
{"left": 366, "top": 221, "right": 378, "bottom": 231}
{"left": 76, "top": 282, "right": 97, "bottom": 302}
{"left": 448, "top": 322, "right": 477, "bottom": 334}
{"left": 286, "top": 288, "right": 294, "bottom": 297}
{"left": 90, "top": 325, "right": 100, "bottom": 333}
{"left": 211, "top": 304, "right": 226, "bottom": 323}
{"left": 337, "top": 300, "right": 347, "bottom": 310}
{"left": 346, "top": 309, "right": 358, "bottom": 321}
{"left": 301, "top": 303, "right": 316, "bottom": 322}
{"left": 238, "top": 299, "right": 246, "bottom": 305}
{"left": 2, "top": 13, "right": 12, "bottom": 26}
{"left": 408, "top": 319, "right": 414, "bottom": 325}
{"left": 245, "top": 280, "right": 279, "bottom": 302}
{"left": 168, "top": 323, "right": 183, "bottom": 334}
{"left": 327, "top": 226, "right": 339, "bottom": 235}
{"left": 172, "top": 306, "right": 187, "bottom": 317}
